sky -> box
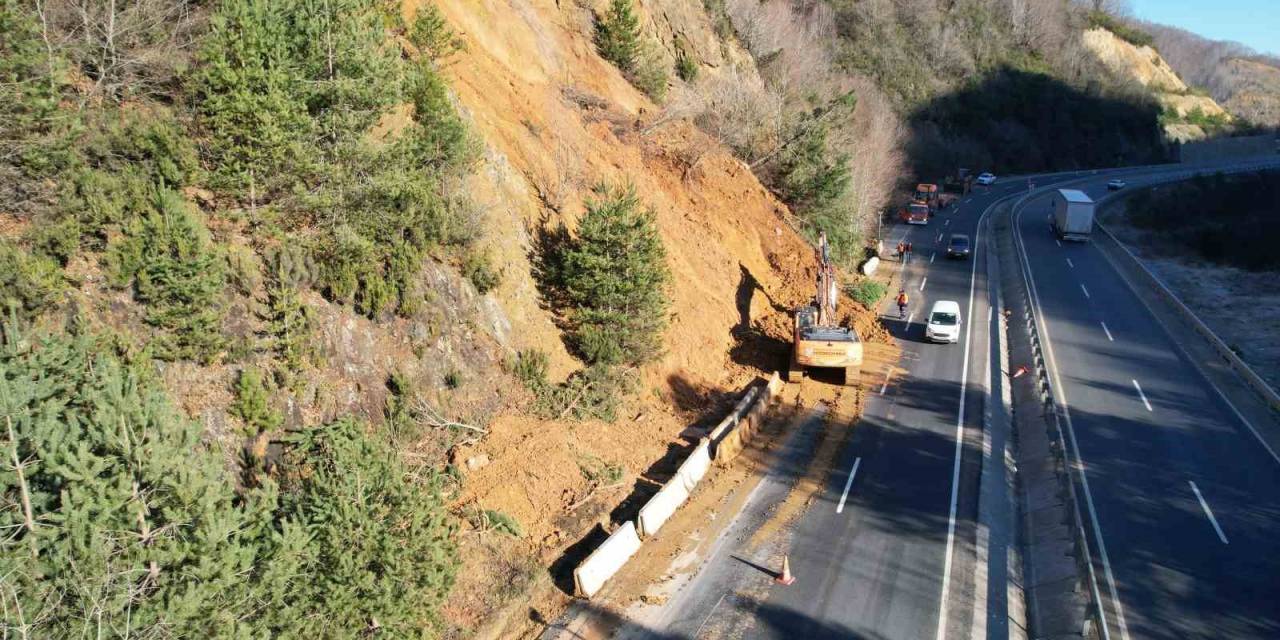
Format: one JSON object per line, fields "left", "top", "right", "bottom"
{"left": 1129, "top": 0, "right": 1280, "bottom": 56}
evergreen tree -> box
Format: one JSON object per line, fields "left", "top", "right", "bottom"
{"left": 272, "top": 417, "right": 458, "bottom": 636}
{"left": 0, "top": 240, "right": 63, "bottom": 320}
{"left": 0, "top": 331, "right": 299, "bottom": 637}
{"left": 0, "top": 0, "right": 61, "bottom": 167}
{"left": 231, "top": 367, "right": 282, "bottom": 435}
{"left": 561, "top": 184, "right": 670, "bottom": 365}
{"left": 195, "top": 0, "right": 310, "bottom": 189}
{"left": 596, "top": 0, "right": 642, "bottom": 73}
{"left": 264, "top": 276, "right": 317, "bottom": 377}
{"left": 115, "top": 190, "right": 227, "bottom": 363}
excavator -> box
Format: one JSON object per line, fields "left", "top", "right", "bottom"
{"left": 787, "top": 232, "right": 863, "bottom": 386}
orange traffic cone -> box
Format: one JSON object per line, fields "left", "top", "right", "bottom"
{"left": 1011, "top": 365, "right": 1030, "bottom": 379}
{"left": 775, "top": 555, "right": 796, "bottom": 586}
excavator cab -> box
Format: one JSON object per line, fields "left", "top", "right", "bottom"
{"left": 787, "top": 232, "right": 863, "bottom": 386}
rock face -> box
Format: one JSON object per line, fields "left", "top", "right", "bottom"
{"left": 1082, "top": 27, "right": 1232, "bottom": 141}
{"left": 1083, "top": 27, "right": 1186, "bottom": 92}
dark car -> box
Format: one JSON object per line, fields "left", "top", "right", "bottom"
{"left": 947, "top": 233, "right": 970, "bottom": 259}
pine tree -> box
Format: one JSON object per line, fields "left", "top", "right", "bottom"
{"left": 129, "top": 191, "right": 227, "bottom": 363}
{"left": 0, "top": 331, "right": 298, "bottom": 637}
{"left": 231, "top": 367, "right": 282, "bottom": 435}
{"left": 596, "top": 0, "right": 642, "bottom": 73}
{"left": 195, "top": 0, "right": 310, "bottom": 189}
{"left": 272, "top": 417, "right": 458, "bottom": 636}
{"left": 0, "top": 0, "right": 61, "bottom": 164}
{"left": 264, "top": 276, "right": 317, "bottom": 376}
{"left": 561, "top": 184, "right": 670, "bottom": 365}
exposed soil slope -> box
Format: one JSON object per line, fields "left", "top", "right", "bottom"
{"left": 1082, "top": 27, "right": 1231, "bottom": 142}
{"left": 401, "top": 0, "right": 891, "bottom": 632}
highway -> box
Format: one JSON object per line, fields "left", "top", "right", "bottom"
{"left": 1014, "top": 170, "right": 1280, "bottom": 640}
{"left": 613, "top": 160, "right": 1280, "bottom": 640}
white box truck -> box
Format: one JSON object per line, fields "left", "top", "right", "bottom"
{"left": 1051, "top": 189, "right": 1094, "bottom": 242}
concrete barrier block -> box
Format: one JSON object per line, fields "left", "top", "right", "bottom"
{"left": 706, "top": 413, "right": 736, "bottom": 444}
{"left": 714, "top": 425, "right": 744, "bottom": 464}
{"left": 766, "top": 372, "right": 782, "bottom": 398}
{"left": 637, "top": 477, "right": 690, "bottom": 538}
{"left": 861, "top": 256, "right": 880, "bottom": 276}
{"left": 573, "top": 521, "right": 642, "bottom": 598}
{"left": 676, "top": 439, "right": 712, "bottom": 492}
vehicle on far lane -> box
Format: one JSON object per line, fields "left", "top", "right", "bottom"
{"left": 976, "top": 172, "right": 997, "bottom": 185}
{"left": 1107, "top": 178, "right": 1126, "bottom": 190}
{"left": 925, "top": 300, "right": 962, "bottom": 344}
{"left": 946, "top": 233, "right": 970, "bottom": 259}
{"left": 1050, "top": 188, "right": 1095, "bottom": 241}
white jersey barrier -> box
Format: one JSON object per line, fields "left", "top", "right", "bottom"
{"left": 571, "top": 374, "right": 782, "bottom": 597}
{"left": 636, "top": 476, "right": 691, "bottom": 538}
{"left": 675, "top": 439, "right": 712, "bottom": 492}
{"left": 573, "top": 521, "right": 642, "bottom": 598}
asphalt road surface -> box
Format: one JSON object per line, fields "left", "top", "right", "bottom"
{"left": 619, "top": 159, "right": 1280, "bottom": 640}
{"left": 1013, "top": 167, "right": 1280, "bottom": 640}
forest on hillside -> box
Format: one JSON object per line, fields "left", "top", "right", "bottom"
{"left": 659, "top": 0, "right": 1166, "bottom": 265}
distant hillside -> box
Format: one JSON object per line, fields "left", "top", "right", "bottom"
{"left": 1082, "top": 26, "right": 1231, "bottom": 142}
{"left": 1142, "top": 22, "right": 1280, "bottom": 128}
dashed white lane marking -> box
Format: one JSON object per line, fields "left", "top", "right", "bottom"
{"left": 1132, "top": 379, "right": 1153, "bottom": 412}
{"left": 964, "top": 198, "right": 972, "bottom": 204}
{"left": 1081, "top": 284, "right": 1091, "bottom": 299}
{"left": 1067, "top": 258, "right": 1075, "bottom": 268}
{"left": 907, "top": 312, "right": 915, "bottom": 326}
{"left": 879, "top": 366, "right": 893, "bottom": 395}
{"left": 937, "top": 232, "right": 944, "bottom": 243}
{"left": 1101, "top": 322, "right": 1114, "bottom": 342}
{"left": 919, "top": 278, "right": 928, "bottom": 292}
{"left": 836, "top": 457, "right": 863, "bottom": 514}
{"left": 1189, "top": 481, "right": 1229, "bottom": 544}
{"left": 944, "top": 219, "right": 950, "bottom": 226}
{"left": 1056, "top": 239, "right": 1062, "bottom": 247}
{"left": 988, "top": 307, "right": 992, "bottom": 322}
{"left": 931, "top": 252, "right": 936, "bottom": 264}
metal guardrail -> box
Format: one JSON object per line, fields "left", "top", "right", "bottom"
{"left": 1092, "top": 160, "right": 1280, "bottom": 412}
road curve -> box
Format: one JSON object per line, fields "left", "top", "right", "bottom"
{"left": 1012, "top": 164, "right": 1280, "bottom": 640}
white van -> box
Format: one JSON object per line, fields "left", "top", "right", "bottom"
{"left": 926, "top": 300, "right": 961, "bottom": 344}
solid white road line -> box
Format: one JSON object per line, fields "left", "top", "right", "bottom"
{"left": 1189, "top": 481, "right": 1229, "bottom": 545}
{"left": 931, "top": 252, "right": 937, "bottom": 264}
{"left": 1067, "top": 258, "right": 1075, "bottom": 268}
{"left": 1081, "top": 284, "right": 1091, "bottom": 299}
{"left": 1015, "top": 199, "right": 1129, "bottom": 640}
{"left": 919, "top": 278, "right": 928, "bottom": 292}
{"left": 836, "top": 458, "right": 862, "bottom": 514}
{"left": 1132, "top": 379, "right": 1153, "bottom": 412}
{"left": 1101, "top": 322, "right": 1114, "bottom": 342}
{"left": 879, "top": 366, "right": 893, "bottom": 395}
{"left": 936, "top": 194, "right": 991, "bottom": 640}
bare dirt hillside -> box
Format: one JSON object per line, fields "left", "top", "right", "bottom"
{"left": 1082, "top": 27, "right": 1231, "bottom": 142}
{"left": 401, "top": 0, "right": 891, "bottom": 633}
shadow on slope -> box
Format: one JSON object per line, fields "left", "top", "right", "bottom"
{"left": 905, "top": 65, "right": 1167, "bottom": 180}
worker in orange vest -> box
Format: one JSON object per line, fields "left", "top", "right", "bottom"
{"left": 896, "top": 289, "right": 909, "bottom": 319}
